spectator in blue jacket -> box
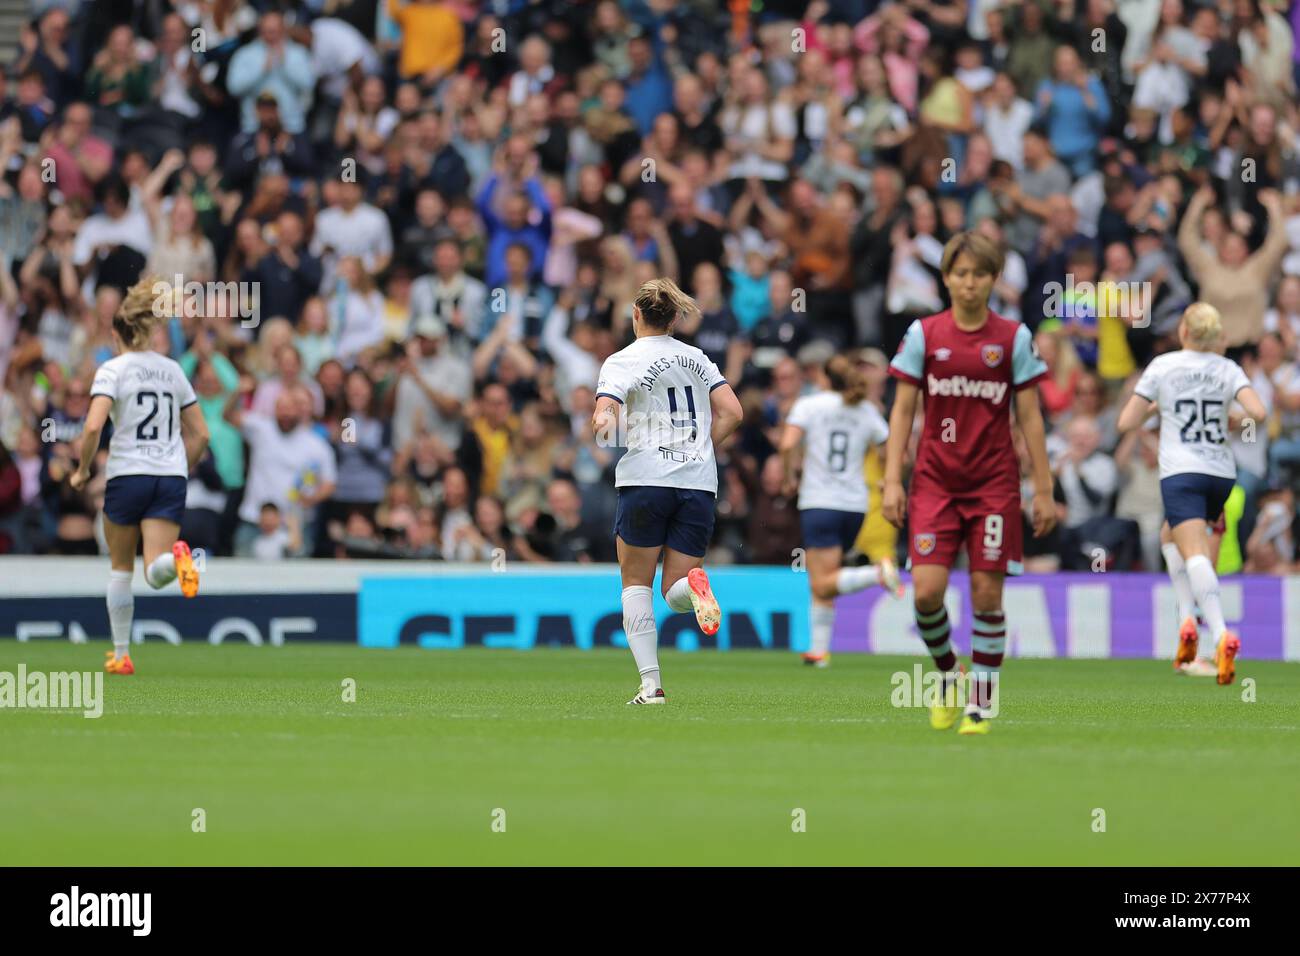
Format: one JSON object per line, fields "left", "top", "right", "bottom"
{"left": 477, "top": 143, "right": 553, "bottom": 289}
{"left": 227, "top": 11, "right": 315, "bottom": 135}
{"left": 623, "top": 34, "right": 673, "bottom": 136}
{"left": 1034, "top": 45, "right": 1111, "bottom": 178}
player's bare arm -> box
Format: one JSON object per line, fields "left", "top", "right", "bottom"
{"left": 882, "top": 380, "right": 918, "bottom": 529}
{"left": 709, "top": 382, "right": 743, "bottom": 446}
{"left": 591, "top": 394, "right": 620, "bottom": 444}
{"left": 181, "top": 403, "right": 210, "bottom": 471}
{"left": 223, "top": 374, "right": 256, "bottom": 430}
{"left": 777, "top": 422, "right": 803, "bottom": 496}
{"left": 1233, "top": 386, "right": 1267, "bottom": 426}
{"left": 1117, "top": 392, "right": 1157, "bottom": 434}
{"left": 69, "top": 395, "right": 112, "bottom": 491}
{"left": 1014, "top": 386, "right": 1056, "bottom": 538}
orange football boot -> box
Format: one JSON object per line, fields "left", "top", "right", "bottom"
{"left": 173, "top": 540, "right": 199, "bottom": 598}
{"left": 104, "top": 651, "right": 135, "bottom": 675}
{"left": 1215, "top": 632, "right": 1240, "bottom": 686}
{"left": 686, "top": 567, "right": 721, "bottom": 636}
{"left": 1174, "top": 617, "right": 1198, "bottom": 670}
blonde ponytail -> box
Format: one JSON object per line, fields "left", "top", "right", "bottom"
{"left": 634, "top": 277, "right": 700, "bottom": 330}
{"left": 114, "top": 275, "right": 169, "bottom": 351}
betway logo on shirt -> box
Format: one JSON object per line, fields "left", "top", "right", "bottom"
{"left": 927, "top": 373, "right": 1008, "bottom": 403}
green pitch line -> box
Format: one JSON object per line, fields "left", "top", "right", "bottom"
{"left": 2, "top": 644, "right": 1297, "bottom": 865}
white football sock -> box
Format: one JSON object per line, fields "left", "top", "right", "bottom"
{"left": 145, "top": 552, "right": 177, "bottom": 590}
{"left": 1185, "top": 555, "right": 1227, "bottom": 638}
{"left": 810, "top": 604, "right": 835, "bottom": 655}
{"left": 1161, "top": 542, "right": 1196, "bottom": 623}
{"left": 107, "top": 570, "right": 134, "bottom": 659}
{"left": 836, "top": 566, "right": 880, "bottom": 594}
{"left": 622, "top": 585, "right": 661, "bottom": 688}
{"left": 664, "top": 575, "right": 694, "bottom": 614}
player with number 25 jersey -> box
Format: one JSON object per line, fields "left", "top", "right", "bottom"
{"left": 1118, "top": 303, "right": 1267, "bottom": 685}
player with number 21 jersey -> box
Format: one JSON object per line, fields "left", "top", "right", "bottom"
{"left": 71, "top": 277, "right": 210, "bottom": 678}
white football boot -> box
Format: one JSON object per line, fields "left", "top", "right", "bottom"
{"left": 879, "top": 556, "right": 904, "bottom": 597}
{"left": 627, "top": 678, "right": 666, "bottom": 705}
{"left": 1178, "top": 657, "right": 1218, "bottom": 677}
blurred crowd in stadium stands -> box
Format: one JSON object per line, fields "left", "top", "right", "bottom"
{"left": 1, "top": 0, "right": 1299, "bottom": 574}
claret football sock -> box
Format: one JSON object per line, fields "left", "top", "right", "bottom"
{"left": 915, "top": 605, "right": 956, "bottom": 673}
{"left": 970, "top": 610, "right": 1007, "bottom": 716}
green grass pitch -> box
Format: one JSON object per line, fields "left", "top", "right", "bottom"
{"left": 3, "top": 643, "right": 1298, "bottom": 865}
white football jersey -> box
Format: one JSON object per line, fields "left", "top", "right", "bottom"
{"left": 786, "top": 391, "right": 889, "bottom": 512}
{"left": 596, "top": 334, "right": 726, "bottom": 493}
{"left": 90, "top": 350, "right": 198, "bottom": 480}
{"left": 1133, "top": 349, "right": 1251, "bottom": 481}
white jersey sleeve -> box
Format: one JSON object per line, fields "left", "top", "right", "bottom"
{"left": 97, "top": 352, "right": 198, "bottom": 480}
{"left": 1133, "top": 357, "right": 1163, "bottom": 404}
{"left": 869, "top": 405, "right": 889, "bottom": 446}
{"left": 595, "top": 354, "right": 636, "bottom": 405}
{"left": 1228, "top": 361, "right": 1251, "bottom": 401}
{"left": 90, "top": 363, "right": 121, "bottom": 403}
{"left": 786, "top": 394, "right": 814, "bottom": 430}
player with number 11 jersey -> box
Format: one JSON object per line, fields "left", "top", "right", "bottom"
{"left": 592, "top": 279, "right": 744, "bottom": 706}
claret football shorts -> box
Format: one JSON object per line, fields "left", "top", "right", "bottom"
{"left": 906, "top": 488, "right": 1024, "bottom": 575}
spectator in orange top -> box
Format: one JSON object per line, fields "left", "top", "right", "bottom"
{"left": 387, "top": 0, "right": 465, "bottom": 89}
{"left": 471, "top": 382, "right": 520, "bottom": 498}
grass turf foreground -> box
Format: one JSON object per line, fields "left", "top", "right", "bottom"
{"left": 2, "top": 643, "right": 1297, "bottom": 866}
